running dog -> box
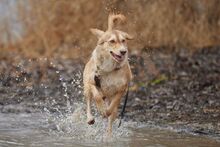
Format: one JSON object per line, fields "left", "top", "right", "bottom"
{"left": 83, "top": 14, "right": 133, "bottom": 135}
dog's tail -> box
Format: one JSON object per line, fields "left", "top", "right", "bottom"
{"left": 108, "top": 13, "right": 126, "bottom": 31}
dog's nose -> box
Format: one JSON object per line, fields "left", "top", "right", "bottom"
{"left": 120, "top": 51, "right": 127, "bottom": 55}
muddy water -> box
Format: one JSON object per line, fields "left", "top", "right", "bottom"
{"left": 0, "top": 107, "right": 219, "bottom": 147}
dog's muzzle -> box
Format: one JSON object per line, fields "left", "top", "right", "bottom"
{"left": 110, "top": 51, "right": 126, "bottom": 62}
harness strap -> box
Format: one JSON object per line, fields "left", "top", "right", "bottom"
{"left": 118, "top": 85, "right": 129, "bottom": 128}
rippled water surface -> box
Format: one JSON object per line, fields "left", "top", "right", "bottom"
{"left": 0, "top": 107, "right": 219, "bottom": 147}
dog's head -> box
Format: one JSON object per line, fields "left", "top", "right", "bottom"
{"left": 90, "top": 14, "right": 133, "bottom": 63}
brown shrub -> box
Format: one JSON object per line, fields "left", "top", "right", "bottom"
{"left": 1, "top": 0, "right": 220, "bottom": 58}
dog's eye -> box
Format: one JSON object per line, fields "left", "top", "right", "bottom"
{"left": 122, "top": 39, "right": 126, "bottom": 43}
{"left": 109, "top": 40, "right": 116, "bottom": 44}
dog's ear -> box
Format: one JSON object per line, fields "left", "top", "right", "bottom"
{"left": 90, "top": 28, "right": 105, "bottom": 38}
{"left": 125, "top": 33, "right": 134, "bottom": 40}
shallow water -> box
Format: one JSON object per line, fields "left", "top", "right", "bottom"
{"left": 0, "top": 108, "right": 219, "bottom": 147}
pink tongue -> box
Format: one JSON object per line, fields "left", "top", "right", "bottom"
{"left": 116, "top": 54, "right": 121, "bottom": 58}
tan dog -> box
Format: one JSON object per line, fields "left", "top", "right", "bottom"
{"left": 83, "top": 14, "right": 133, "bottom": 135}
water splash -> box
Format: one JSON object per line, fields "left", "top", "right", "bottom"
{"left": 60, "top": 75, "right": 71, "bottom": 112}
{"left": 45, "top": 103, "right": 136, "bottom": 143}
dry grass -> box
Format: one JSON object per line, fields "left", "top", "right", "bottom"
{"left": 1, "top": 0, "right": 220, "bottom": 59}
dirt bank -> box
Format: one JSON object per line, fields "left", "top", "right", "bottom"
{"left": 0, "top": 47, "right": 219, "bottom": 139}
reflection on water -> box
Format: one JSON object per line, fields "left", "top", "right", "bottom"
{"left": 0, "top": 106, "right": 219, "bottom": 147}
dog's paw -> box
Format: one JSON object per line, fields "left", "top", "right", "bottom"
{"left": 87, "top": 117, "right": 95, "bottom": 125}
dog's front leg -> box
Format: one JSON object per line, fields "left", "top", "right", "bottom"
{"left": 106, "top": 92, "right": 124, "bottom": 117}
{"left": 84, "top": 85, "right": 95, "bottom": 125}
{"left": 91, "top": 85, "right": 107, "bottom": 117}
{"left": 107, "top": 103, "right": 119, "bottom": 136}
{"left": 86, "top": 96, "right": 95, "bottom": 125}
{"left": 106, "top": 92, "right": 124, "bottom": 135}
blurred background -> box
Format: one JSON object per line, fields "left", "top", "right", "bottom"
{"left": 0, "top": 0, "right": 220, "bottom": 59}
{"left": 0, "top": 1, "right": 220, "bottom": 145}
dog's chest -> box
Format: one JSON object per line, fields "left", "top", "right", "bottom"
{"left": 100, "top": 70, "right": 127, "bottom": 96}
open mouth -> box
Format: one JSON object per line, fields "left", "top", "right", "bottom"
{"left": 110, "top": 51, "right": 124, "bottom": 62}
